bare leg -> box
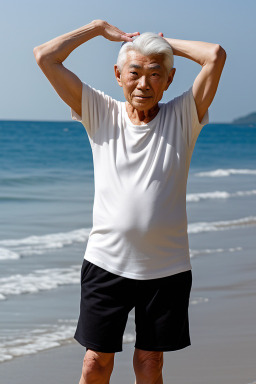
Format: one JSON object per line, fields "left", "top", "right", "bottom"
{"left": 133, "top": 348, "right": 164, "bottom": 384}
{"left": 79, "top": 349, "right": 115, "bottom": 384}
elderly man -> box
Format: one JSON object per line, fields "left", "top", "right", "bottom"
{"left": 34, "top": 20, "right": 226, "bottom": 384}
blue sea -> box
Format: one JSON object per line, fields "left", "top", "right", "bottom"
{"left": 0, "top": 119, "right": 256, "bottom": 363}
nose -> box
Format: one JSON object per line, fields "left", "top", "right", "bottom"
{"left": 137, "top": 75, "right": 150, "bottom": 90}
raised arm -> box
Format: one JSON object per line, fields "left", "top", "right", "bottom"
{"left": 163, "top": 37, "right": 226, "bottom": 123}
{"left": 33, "top": 20, "right": 139, "bottom": 117}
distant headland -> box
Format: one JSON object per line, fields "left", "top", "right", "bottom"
{"left": 232, "top": 112, "right": 256, "bottom": 125}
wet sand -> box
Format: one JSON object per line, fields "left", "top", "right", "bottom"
{"left": 1, "top": 248, "right": 256, "bottom": 384}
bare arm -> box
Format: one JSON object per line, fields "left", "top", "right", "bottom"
{"left": 33, "top": 20, "right": 139, "bottom": 117}
{"left": 164, "top": 37, "right": 226, "bottom": 123}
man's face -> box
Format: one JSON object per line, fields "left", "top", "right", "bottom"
{"left": 114, "top": 50, "right": 175, "bottom": 111}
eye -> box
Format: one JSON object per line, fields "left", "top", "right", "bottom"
{"left": 130, "top": 71, "right": 138, "bottom": 76}
{"left": 152, "top": 73, "right": 159, "bottom": 77}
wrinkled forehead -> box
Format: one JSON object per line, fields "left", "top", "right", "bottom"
{"left": 124, "top": 49, "right": 166, "bottom": 70}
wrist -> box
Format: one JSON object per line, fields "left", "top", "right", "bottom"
{"left": 91, "top": 19, "right": 106, "bottom": 36}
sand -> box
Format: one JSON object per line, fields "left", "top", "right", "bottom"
{"left": 1, "top": 248, "right": 256, "bottom": 384}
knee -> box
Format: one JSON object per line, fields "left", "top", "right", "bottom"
{"left": 82, "top": 350, "right": 114, "bottom": 383}
{"left": 133, "top": 349, "right": 163, "bottom": 383}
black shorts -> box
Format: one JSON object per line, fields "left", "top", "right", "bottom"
{"left": 74, "top": 259, "right": 192, "bottom": 353}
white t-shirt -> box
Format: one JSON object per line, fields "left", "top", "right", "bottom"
{"left": 71, "top": 82, "right": 209, "bottom": 279}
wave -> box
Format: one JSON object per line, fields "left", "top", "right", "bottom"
{"left": 0, "top": 258, "right": 217, "bottom": 302}
{"left": 0, "top": 174, "right": 60, "bottom": 187}
{"left": 195, "top": 169, "right": 256, "bottom": 177}
{"left": 188, "top": 216, "right": 256, "bottom": 234}
{"left": 1, "top": 189, "right": 255, "bottom": 205}
{"left": 0, "top": 320, "right": 141, "bottom": 363}
{"left": 0, "top": 265, "right": 80, "bottom": 300}
{"left": 190, "top": 246, "right": 242, "bottom": 258}
{"left": 0, "top": 258, "right": 216, "bottom": 304}
{"left": 0, "top": 169, "right": 93, "bottom": 187}
{"left": 0, "top": 196, "right": 59, "bottom": 203}
{"left": 0, "top": 263, "right": 211, "bottom": 303}
{"left": 187, "top": 190, "right": 256, "bottom": 202}
{"left": 0, "top": 248, "right": 20, "bottom": 260}
{"left": 0, "top": 292, "right": 209, "bottom": 363}
{"left": 1, "top": 215, "right": 255, "bottom": 261}
{"left": 0, "top": 228, "right": 91, "bottom": 260}
{"left": 190, "top": 297, "right": 209, "bottom": 305}
{"left": 0, "top": 322, "right": 76, "bottom": 363}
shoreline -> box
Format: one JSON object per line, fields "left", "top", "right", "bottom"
{"left": 1, "top": 250, "right": 256, "bottom": 384}
{"left": 1, "top": 294, "right": 255, "bottom": 384}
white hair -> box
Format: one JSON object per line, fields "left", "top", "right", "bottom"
{"left": 117, "top": 32, "right": 174, "bottom": 74}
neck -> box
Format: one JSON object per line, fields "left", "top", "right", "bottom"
{"left": 125, "top": 102, "right": 160, "bottom": 125}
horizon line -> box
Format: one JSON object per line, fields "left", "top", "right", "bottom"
{"left": 0, "top": 118, "right": 234, "bottom": 125}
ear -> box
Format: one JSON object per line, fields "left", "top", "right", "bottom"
{"left": 114, "top": 64, "right": 123, "bottom": 87}
{"left": 165, "top": 67, "right": 176, "bottom": 91}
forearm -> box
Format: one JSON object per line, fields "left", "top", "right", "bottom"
{"left": 33, "top": 20, "right": 102, "bottom": 64}
{"left": 164, "top": 37, "right": 222, "bottom": 66}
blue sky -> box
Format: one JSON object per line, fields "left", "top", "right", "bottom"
{"left": 0, "top": 0, "right": 255, "bottom": 123}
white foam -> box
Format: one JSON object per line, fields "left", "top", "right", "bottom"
{"left": 190, "top": 297, "right": 209, "bottom": 305}
{"left": 57, "top": 319, "right": 77, "bottom": 324}
{"left": 195, "top": 169, "right": 256, "bottom": 177}
{"left": 0, "top": 247, "right": 20, "bottom": 260}
{"left": 0, "top": 265, "right": 80, "bottom": 300}
{"left": 0, "top": 286, "right": 212, "bottom": 364}
{"left": 0, "top": 324, "right": 76, "bottom": 363}
{"left": 187, "top": 191, "right": 230, "bottom": 202}
{"left": 190, "top": 247, "right": 242, "bottom": 258}
{"left": 235, "top": 190, "right": 256, "bottom": 197}
{"left": 187, "top": 190, "right": 256, "bottom": 202}
{"left": 0, "top": 322, "right": 135, "bottom": 363}
{"left": 188, "top": 216, "right": 256, "bottom": 234}
{"left": 0, "top": 227, "right": 91, "bottom": 260}
{"left": 123, "top": 333, "right": 136, "bottom": 344}
{"left": 1, "top": 211, "right": 256, "bottom": 261}
{"left": 0, "top": 244, "right": 244, "bottom": 301}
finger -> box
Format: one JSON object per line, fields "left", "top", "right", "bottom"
{"left": 126, "top": 32, "right": 140, "bottom": 37}
{"left": 120, "top": 32, "right": 140, "bottom": 42}
{"left": 120, "top": 34, "right": 134, "bottom": 42}
{"left": 122, "top": 32, "right": 140, "bottom": 40}
{"left": 113, "top": 26, "right": 139, "bottom": 36}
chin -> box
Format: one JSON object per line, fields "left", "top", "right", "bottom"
{"left": 132, "top": 100, "right": 153, "bottom": 110}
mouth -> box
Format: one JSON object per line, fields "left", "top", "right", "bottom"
{"left": 134, "top": 95, "right": 152, "bottom": 100}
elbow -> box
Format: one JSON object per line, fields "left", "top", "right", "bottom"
{"left": 33, "top": 46, "right": 51, "bottom": 68}
{"left": 33, "top": 46, "right": 44, "bottom": 66}
{"left": 212, "top": 44, "right": 227, "bottom": 64}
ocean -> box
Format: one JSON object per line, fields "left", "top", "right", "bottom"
{"left": 0, "top": 119, "right": 255, "bottom": 364}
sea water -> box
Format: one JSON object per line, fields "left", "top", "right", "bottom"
{"left": 0, "top": 120, "right": 255, "bottom": 363}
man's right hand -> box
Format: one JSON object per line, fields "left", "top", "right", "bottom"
{"left": 97, "top": 20, "right": 139, "bottom": 42}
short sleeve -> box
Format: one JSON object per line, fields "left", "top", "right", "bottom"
{"left": 172, "top": 86, "right": 209, "bottom": 150}
{"left": 70, "top": 82, "right": 116, "bottom": 143}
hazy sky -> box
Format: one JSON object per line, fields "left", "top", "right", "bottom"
{"left": 1, "top": 0, "right": 255, "bottom": 123}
